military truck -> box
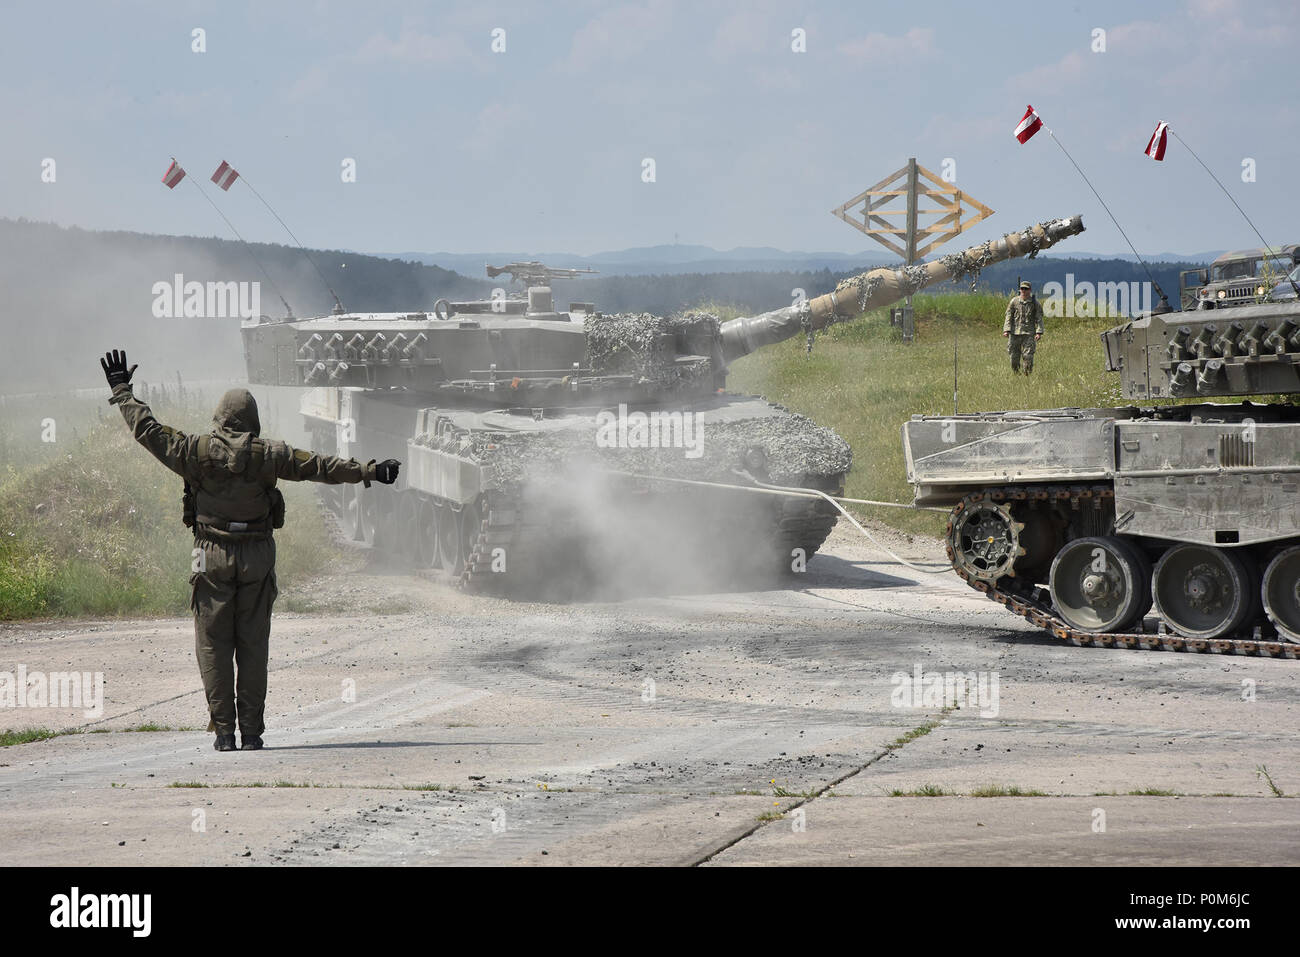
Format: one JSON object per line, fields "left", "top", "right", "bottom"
{"left": 1180, "top": 244, "right": 1299, "bottom": 310}
{"left": 902, "top": 300, "right": 1300, "bottom": 657}
{"left": 242, "top": 217, "right": 1085, "bottom": 594}
{"left": 1266, "top": 264, "right": 1300, "bottom": 303}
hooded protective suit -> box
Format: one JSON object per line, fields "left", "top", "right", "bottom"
{"left": 109, "top": 382, "right": 385, "bottom": 741}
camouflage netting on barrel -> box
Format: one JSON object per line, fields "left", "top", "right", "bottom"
{"left": 475, "top": 406, "right": 852, "bottom": 497}
{"left": 585, "top": 312, "right": 720, "bottom": 390}
{"left": 937, "top": 220, "right": 1057, "bottom": 291}
{"left": 832, "top": 272, "right": 885, "bottom": 317}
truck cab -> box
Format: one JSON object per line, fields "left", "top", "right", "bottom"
{"left": 1180, "top": 244, "right": 1299, "bottom": 310}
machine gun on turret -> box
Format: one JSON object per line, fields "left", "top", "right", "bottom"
{"left": 486, "top": 261, "right": 599, "bottom": 287}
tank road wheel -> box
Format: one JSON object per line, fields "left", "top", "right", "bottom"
{"left": 1262, "top": 546, "right": 1300, "bottom": 642}
{"left": 417, "top": 497, "right": 441, "bottom": 569}
{"left": 339, "top": 483, "right": 363, "bottom": 541}
{"left": 1014, "top": 508, "right": 1067, "bottom": 584}
{"left": 947, "top": 495, "right": 1025, "bottom": 582}
{"left": 394, "top": 491, "right": 421, "bottom": 564}
{"left": 1153, "top": 544, "right": 1253, "bottom": 640}
{"left": 460, "top": 501, "right": 483, "bottom": 573}
{"left": 317, "top": 484, "right": 343, "bottom": 517}
{"left": 373, "top": 488, "right": 400, "bottom": 551}
{"left": 358, "top": 486, "right": 381, "bottom": 546}
{"left": 437, "top": 501, "right": 464, "bottom": 575}
{"left": 1049, "top": 536, "right": 1152, "bottom": 633}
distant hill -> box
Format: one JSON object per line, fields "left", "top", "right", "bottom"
{"left": 379, "top": 246, "right": 896, "bottom": 277}
{"left": 0, "top": 218, "right": 491, "bottom": 392}
{"left": 380, "top": 243, "right": 1223, "bottom": 277}
{"left": 1041, "top": 249, "right": 1225, "bottom": 264}
{"left": 541, "top": 257, "right": 1201, "bottom": 317}
{"left": 0, "top": 217, "right": 1204, "bottom": 393}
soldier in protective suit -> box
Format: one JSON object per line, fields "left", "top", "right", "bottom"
{"left": 100, "top": 350, "right": 400, "bottom": 752}
{"left": 1003, "top": 280, "right": 1045, "bottom": 374}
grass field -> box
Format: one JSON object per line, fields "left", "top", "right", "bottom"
{"left": 724, "top": 291, "right": 1127, "bottom": 537}
{"left": 0, "top": 389, "right": 345, "bottom": 620}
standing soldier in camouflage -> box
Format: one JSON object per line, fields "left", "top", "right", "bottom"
{"left": 1003, "top": 280, "right": 1044, "bottom": 374}
{"left": 100, "top": 349, "right": 400, "bottom": 752}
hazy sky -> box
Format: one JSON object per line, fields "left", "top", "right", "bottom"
{"left": 2, "top": 0, "right": 1294, "bottom": 257}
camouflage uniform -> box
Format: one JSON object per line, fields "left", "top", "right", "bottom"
{"left": 1004, "top": 294, "right": 1045, "bottom": 374}
{"left": 110, "top": 384, "right": 382, "bottom": 743}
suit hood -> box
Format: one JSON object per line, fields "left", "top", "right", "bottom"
{"left": 212, "top": 388, "right": 261, "bottom": 437}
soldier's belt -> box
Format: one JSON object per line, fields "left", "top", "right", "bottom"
{"left": 196, "top": 514, "right": 271, "bottom": 533}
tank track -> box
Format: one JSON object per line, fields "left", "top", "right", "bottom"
{"left": 771, "top": 489, "right": 840, "bottom": 565}
{"left": 459, "top": 489, "right": 568, "bottom": 593}
{"left": 947, "top": 484, "right": 1300, "bottom": 659}
{"left": 315, "top": 485, "right": 564, "bottom": 594}
{"left": 459, "top": 484, "right": 841, "bottom": 594}
{"left": 320, "top": 480, "right": 841, "bottom": 597}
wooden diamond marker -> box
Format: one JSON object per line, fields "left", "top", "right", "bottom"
{"left": 832, "top": 158, "right": 994, "bottom": 263}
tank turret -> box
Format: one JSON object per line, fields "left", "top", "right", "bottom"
{"left": 1103, "top": 301, "right": 1300, "bottom": 399}
{"left": 244, "top": 216, "right": 1087, "bottom": 399}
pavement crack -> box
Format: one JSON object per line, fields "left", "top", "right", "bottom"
{"left": 690, "top": 710, "right": 953, "bottom": 866}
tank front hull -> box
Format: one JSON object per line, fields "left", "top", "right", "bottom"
{"left": 302, "top": 388, "right": 851, "bottom": 596}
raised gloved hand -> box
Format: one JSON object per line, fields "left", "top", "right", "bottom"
{"left": 100, "top": 349, "right": 138, "bottom": 388}
{"left": 374, "top": 459, "right": 401, "bottom": 485}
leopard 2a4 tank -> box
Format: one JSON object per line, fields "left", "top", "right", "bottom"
{"left": 902, "top": 299, "right": 1300, "bottom": 657}
{"left": 240, "top": 216, "right": 1084, "bottom": 594}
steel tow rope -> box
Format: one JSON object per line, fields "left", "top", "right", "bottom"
{"left": 595, "top": 470, "right": 1300, "bottom": 656}
{"left": 593, "top": 469, "right": 951, "bottom": 574}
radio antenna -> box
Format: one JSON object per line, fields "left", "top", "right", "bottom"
{"left": 215, "top": 161, "right": 347, "bottom": 314}
{"left": 1043, "top": 130, "right": 1170, "bottom": 310}
{"left": 165, "top": 158, "right": 293, "bottom": 318}
{"left": 1166, "top": 129, "right": 1300, "bottom": 301}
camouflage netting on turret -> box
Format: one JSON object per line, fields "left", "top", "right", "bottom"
{"left": 457, "top": 405, "right": 852, "bottom": 497}
{"left": 585, "top": 312, "right": 720, "bottom": 388}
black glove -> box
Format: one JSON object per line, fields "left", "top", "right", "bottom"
{"left": 100, "top": 349, "right": 138, "bottom": 388}
{"left": 374, "top": 459, "right": 400, "bottom": 485}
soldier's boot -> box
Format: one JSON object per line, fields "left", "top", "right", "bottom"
{"left": 214, "top": 733, "right": 237, "bottom": 752}
{"left": 240, "top": 735, "right": 263, "bottom": 751}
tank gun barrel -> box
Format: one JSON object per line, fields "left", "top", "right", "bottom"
{"left": 719, "top": 215, "right": 1085, "bottom": 362}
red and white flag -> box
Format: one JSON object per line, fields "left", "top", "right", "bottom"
{"left": 211, "top": 160, "right": 240, "bottom": 191}
{"left": 1144, "top": 121, "right": 1169, "bottom": 161}
{"left": 161, "top": 159, "right": 186, "bottom": 189}
{"left": 1014, "top": 104, "right": 1042, "bottom": 144}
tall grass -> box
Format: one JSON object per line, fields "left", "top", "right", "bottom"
{"left": 0, "top": 391, "right": 343, "bottom": 620}
{"left": 723, "top": 292, "right": 1125, "bottom": 537}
